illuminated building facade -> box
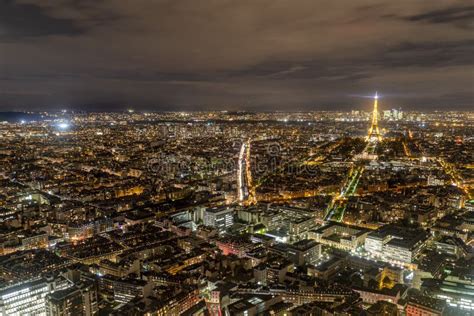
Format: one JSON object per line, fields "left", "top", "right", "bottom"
{"left": 203, "top": 207, "right": 234, "bottom": 234}
{"left": 0, "top": 279, "right": 49, "bottom": 316}
{"left": 0, "top": 277, "right": 71, "bottom": 316}
{"left": 365, "top": 225, "right": 429, "bottom": 265}
{"left": 46, "top": 286, "right": 83, "bottom": 316}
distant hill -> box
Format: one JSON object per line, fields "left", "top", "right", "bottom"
{"left": 0, "top": 112, "right": 48, "bottom": 123}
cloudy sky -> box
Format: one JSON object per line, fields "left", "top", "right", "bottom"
{"left": 0, "top": 0, "right": 473, "bottom": 111}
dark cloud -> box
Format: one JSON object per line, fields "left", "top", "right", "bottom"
{"left": 0, "top": 0, "right": 81, "bottom": 39}
{"left": 377, "top": 40, "right": 474, "bottom": 68}
{"left": 232, "top": 38, "right": 474, "bottom": 82}
{"left": 0, "top": 0, "right": 472, "bottom": 111}
{"left": 405, "top": 5, "right": 474, "bottom": 28}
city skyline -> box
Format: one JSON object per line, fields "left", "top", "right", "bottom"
{"left": 0, "top": 108, "right": 472, "bottom": 315}
{"left": 1, "top": 0, "right": 473, "bottom": 111}
{"left": 0, "top": 2, "right": 473, "bottom": 315}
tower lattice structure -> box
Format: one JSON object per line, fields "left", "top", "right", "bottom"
{"left": 367, "top": 92, "right": 382, "bottom": 142}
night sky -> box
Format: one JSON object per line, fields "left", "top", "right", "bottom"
{"left": 1, "top": 0, "right": 473, "bottom": 111}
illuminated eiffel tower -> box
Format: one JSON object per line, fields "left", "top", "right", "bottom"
{"left": 366, "top": 92, "right": 382, "bottom": 142}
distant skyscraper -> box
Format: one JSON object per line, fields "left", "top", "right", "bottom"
{"left": 383, "top": 108, "right": 403, "bottom": 121}
{"left": 397, "top": 108, "right": 403, "bottom": 120}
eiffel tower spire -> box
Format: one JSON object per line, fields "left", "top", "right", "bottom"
{"left": 367, "top": 92, "right": 382, "bottom": 142}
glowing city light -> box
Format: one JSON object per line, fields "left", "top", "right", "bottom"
{"left": 57, "top": 122, "right": 70, "bottom": 129}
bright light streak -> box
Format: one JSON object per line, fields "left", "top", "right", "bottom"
{"left": 58, "top": 122, "right": 70, "bottom": 129}
{"left": 237, "top": 142, "right": 246, "bottom": 201}
{"left": 348, "top": 92, "right": 383, "bottom": 99}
